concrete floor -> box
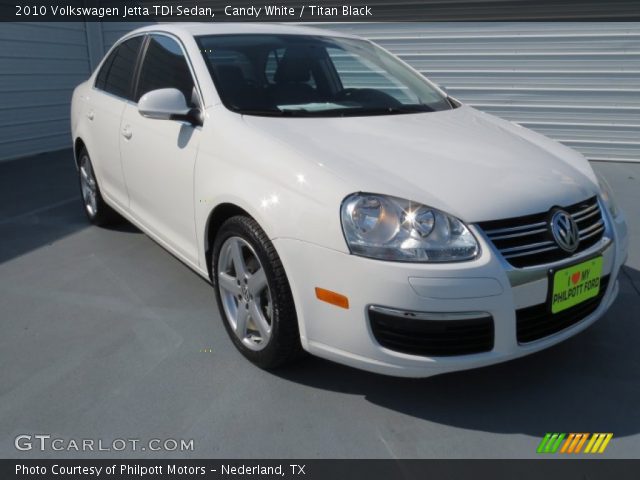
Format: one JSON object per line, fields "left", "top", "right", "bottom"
{"left": 0, "top": 149, "right": 638, "bottom": 459}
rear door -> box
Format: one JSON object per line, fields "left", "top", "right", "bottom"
{"left": 88, "top": 35, "right": 144, "bottom": 210}
{"left": 119, "top": 34, "right": 202, "bottom": 263}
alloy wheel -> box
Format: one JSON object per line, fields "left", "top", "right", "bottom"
{"left": 79, "top": 155, "right": 98, "bottom": 217}
{"left": 217, "top": 236, "right": 273, "bottom": 351}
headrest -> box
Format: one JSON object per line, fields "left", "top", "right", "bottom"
{"left": 274, "top": 48, "right": 312, "bottom": 84}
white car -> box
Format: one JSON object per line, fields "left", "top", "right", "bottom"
{"left": 71, "top": 23, "right": 628, "bottom": 377}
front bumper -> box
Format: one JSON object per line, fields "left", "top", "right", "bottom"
{"left": 273, "top": 207, "right": 628, "bottom": 378}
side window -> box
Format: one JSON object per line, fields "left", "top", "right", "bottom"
{"left": 94, "top": 53, "right": 114, "bottom": 91}
{"left": 137, "top": 35, "right": 197, "bottom": 108}
{"left": 95, "top": 36, "right": 144, "bottom": 100}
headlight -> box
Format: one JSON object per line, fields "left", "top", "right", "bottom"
{"left": 341, "top": 193, "right": 479, "bottom": 262}
{"left": 597, "top": 173, "right": 619, "bottom": 218}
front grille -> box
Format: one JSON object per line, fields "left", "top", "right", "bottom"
{"left": 516, "top": 275, "right": 610, "bottom": 343}
{"left": 478, "top": 196, "right": 605, "bottom": 268}
{"left": 369, "top": 308, "right": 494, "bottom": 357}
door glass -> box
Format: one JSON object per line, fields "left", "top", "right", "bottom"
{"left": 96, "top": 36, "right": 144, "bottom": 100}
{"left": 137, "top": 35, "right": 197, "bottom": 108}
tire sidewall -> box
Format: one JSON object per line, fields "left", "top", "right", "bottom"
{"left": 77, "top": 148, "right": 116, "bottom": 226}
{"left": 212, "top": 216, "right": 297, "bottom": 368}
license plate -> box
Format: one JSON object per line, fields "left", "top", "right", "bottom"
{"left": 551, "top": 256, "right": 603, "bottom": 314}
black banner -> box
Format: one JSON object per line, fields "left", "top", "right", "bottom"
{"left": 2, "top": 0, "right": 640, "bottom": 22}
{"left": 3, "top": 460, "right": 640, "bottom": 480}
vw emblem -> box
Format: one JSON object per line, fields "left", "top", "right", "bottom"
{"left": 550, "top": 210, "right": 580, "bottom": 253}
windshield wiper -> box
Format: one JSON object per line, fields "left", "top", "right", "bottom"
{"left": 238, "top": 108, "right": 316, "bottom": 117}
{"left": 281, "top": 105, "right": 435, "bottom": 117}
{"left": 347, "top": 105, "right": 435, "bottom": 116}
{"left": 237, "top": 109, "right": 287, "bottom": 117}
{"left": 237, "top": 104, "right": 435, "bottom": 117}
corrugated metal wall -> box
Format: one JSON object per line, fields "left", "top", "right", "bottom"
{"left": 0, "top": 23, "right": 92, "bottom": 161}
{"left": 100, "top": 22, "right": 149, "bottom": 48}
{"left": 0, "top": 22, "right": 638, "bottom": 162}
{"left": 0, "top": 22, "right": 150, "bottom": 162}
{"left": 322, "top": 23, "right": 640, "bottom": 162}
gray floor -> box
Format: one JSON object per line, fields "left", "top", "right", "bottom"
{"left": 0, "top": 150, "right": 638, "bottom": 459}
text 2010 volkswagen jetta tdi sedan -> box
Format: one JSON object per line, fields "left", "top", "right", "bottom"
{"left": 71, "top": 23, "right": 628, "bottom": 377}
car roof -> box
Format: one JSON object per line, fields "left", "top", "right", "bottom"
{"left": 129, "top": 22, "right": 357, "bottom": 39}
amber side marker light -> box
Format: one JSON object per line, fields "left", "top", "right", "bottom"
{"left": 315, "top": 288, "right": 349, "bottom": 309}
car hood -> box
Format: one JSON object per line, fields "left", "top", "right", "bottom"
{"left": 242, "top": 105, "right": 599, "bottom": 222}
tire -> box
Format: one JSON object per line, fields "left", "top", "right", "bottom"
{"left": 77, "top": 148, "right": 119, "bottom": 226}
{"left": 212, "top": 215, "right": 303, "bottom": 369}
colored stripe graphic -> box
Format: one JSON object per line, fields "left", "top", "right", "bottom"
{"left": 560, "top": 434, "right": 575, "bottom": 453}
{"left": 597, "top": 434, "right": 614, "bottom": 453}
{"left": 539, "top": 433, "right": 613, "bottom": 454}
{"left": 537, "top": 434, "right": 552, "bottom": 453}
{"left": 537, "top": 433, "right": 565, "bottom": 453}
{"left": 585, "top": 433, "right": 613, "bottom": 453}
{"left": 560, "top": 433, "right": 588, "bottom": 453}
{"left": 550, "top": 433, "right": 565, "bottom": 453}
{"left": 574, "top": 433, "right": 590, "bottom": 453}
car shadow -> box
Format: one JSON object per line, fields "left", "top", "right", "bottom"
{"left": 0, "top": 149, "right": 140, "bottom": 264}
{"left": 275, "top": 265, "right": 640, "bottom": 438}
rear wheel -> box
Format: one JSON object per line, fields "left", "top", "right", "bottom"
{"left": 78, "top": 148, "right": 118, "bottom": 226}
{"left": 212, "top": 216, "right": 303, "bottom": 369}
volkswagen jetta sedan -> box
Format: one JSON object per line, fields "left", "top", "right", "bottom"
{"left": 71, "top": 23, "right": 628, "bottom": 377}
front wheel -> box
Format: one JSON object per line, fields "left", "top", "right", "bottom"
{"left": 212, "top": 216, "right": 302, "bottom": 369}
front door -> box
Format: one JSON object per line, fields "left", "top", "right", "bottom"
{"left": 120, "top": 34, "right": 202, "bottom": 264}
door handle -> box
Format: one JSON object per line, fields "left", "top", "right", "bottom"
{"left": 87, "top": 110, "right": 94, "bottom": 121}
{"left": 122, "top": 126, "right": 132, "bottom": 140}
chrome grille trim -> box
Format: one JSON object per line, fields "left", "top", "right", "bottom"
{"left": 477, "top": 196, "right": 605, "bottom": 268}
{"left": 490, "top": 227, "right": 548, "bottom": 241}
{"left": 501, "top": 240, "right": 555, "bottom": 254}
{"left": 503, "top": 245, "right": 559, "bottom": 259}
{"left": 482, "top": 221, "right": 547, "bottom": 236}
{"left": 573, "top": 201, "right": 598, "bottom": 215}
{"left": 574, "top": 205, "right": 600, "bottom": 222}
{"left": 579, "top": 219, "right": 604, "bottom": 236}
{"left": 580, "top": 225, "right": 605, "bottom": 241}
{"left": 505, "top": 237, "right": 612, "bottom": 287}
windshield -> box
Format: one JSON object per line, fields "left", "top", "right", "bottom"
{"left": 196, "top": 34, "right": 453, "bottom": 117}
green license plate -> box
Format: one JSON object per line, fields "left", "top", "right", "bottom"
{"left": 551, "top": 256, "right": 603, "bottom": 314}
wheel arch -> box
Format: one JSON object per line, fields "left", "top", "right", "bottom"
{"left": 73, "top": 137, "right": 86, "bottom": 169}
{"left": 204, "top": 202, "right": 253, "bottom": 280}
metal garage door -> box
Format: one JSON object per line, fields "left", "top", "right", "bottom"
{"left": 321, "top": 23, "right": 640, "bottom": 162}
{"left": 0, "top": 23, "right": 93, "bottom": 161}
{"left": 100, "top": 22, "right": 150, "bottom": 48}
{"left": 0, "top": 22, "right": 152, "bottom": 162}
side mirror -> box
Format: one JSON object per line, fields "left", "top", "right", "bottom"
{"left": 138, "top": 88, "right": 202, "bottom": 126}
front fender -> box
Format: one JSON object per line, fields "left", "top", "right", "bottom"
{"left": 194, "top": 108, "right": 354, "bottom": 272}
